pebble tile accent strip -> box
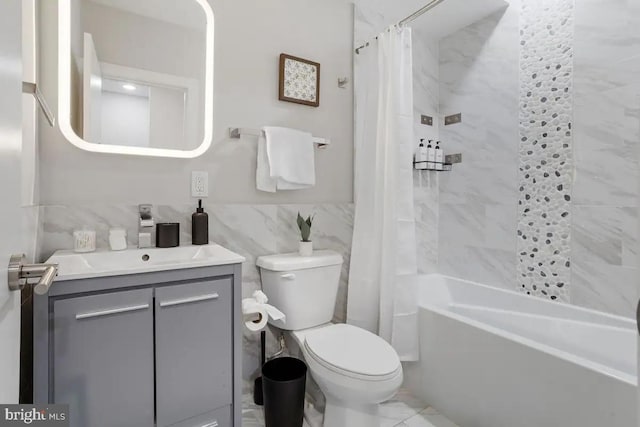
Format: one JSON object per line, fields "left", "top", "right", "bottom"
{"left": 517, "top": 0, "right": 575, "bottom": 302}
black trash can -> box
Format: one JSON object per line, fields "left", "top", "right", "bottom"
{"left": 262, "top": 357, "right": 307, "bottom": 427}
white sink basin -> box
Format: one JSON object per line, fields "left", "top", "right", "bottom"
{"left": 46, "top": 244, "right": 246, "bottom": 280}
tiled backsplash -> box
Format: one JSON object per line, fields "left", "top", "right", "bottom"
{"left": 38, "top": 202, "right": 354, "bottom": 384}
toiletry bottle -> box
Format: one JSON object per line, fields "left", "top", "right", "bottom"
{"left": 192, "top": 199, "right": 209, "bottom": 245}
{"left": 427, "top": 140, "right": 436, "bottom": 170}
{"left": 416, "top": 139, "right": 428, "bottom": 169}
{"left": 435, "top": 141, "right": 444, "bottom": 170}
{"left": 420, "top": 139, "right": 429, "bottom": 168}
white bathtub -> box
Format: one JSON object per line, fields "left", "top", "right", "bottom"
{"left": 404, "top": 274, "right": 638, "bottom": 427}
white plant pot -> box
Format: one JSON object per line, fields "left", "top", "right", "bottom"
{"left": 299, "top": 241, "right": 313, "bottom": 257}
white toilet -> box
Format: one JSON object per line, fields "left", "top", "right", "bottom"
{"left": 257, "top": 250, "right": 403, "bottom": 427}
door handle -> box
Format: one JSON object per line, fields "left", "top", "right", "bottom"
{"left": 8, "top": 254, "right": 58, "bottom": 295}
{"left": 76, "top": 304, "right": 150, "bottom": 320}
{"left": 159, "top": 293, "right": 219, "bottom": 308}
{"left": 201, "top": 421, "right": 218, "bottom": 427}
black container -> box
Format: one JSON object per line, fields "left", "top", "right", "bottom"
{"left": 253, "top": 331, "right": 266, "bottom": 406}
{"left": 262, "top": 357, "right": 307, "bottom": 427}
{"left": 192, "top": 199, "right": 209, "bottom": 245}
{"left": 156, "top": 223, "right": 180, "bottom": 248}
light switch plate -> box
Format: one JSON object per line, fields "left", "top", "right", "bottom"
{"left": 191, "top": 171, "right": 208, "bottom": 197}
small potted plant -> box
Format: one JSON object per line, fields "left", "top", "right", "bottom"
{"left": 297, "top": 213, "right": 314, "bottom": 256}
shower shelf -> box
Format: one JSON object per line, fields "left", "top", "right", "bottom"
{"left": 413, "top": 160, "right": 453, "bottom": 172}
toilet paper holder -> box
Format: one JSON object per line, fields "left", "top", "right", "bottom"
{"left": 244, "top": 312, "right": 264, "bottom": 324}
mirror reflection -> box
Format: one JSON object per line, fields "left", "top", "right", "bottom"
{"left": 70, "top": 0, "right": 207, "bottom": 150}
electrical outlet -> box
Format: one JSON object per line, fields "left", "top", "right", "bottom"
{"left": 191, "top": 171, "right": 209, "bottom": 197}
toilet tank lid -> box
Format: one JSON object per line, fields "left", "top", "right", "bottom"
{"left": 257, "top": 250, "right": 343, "bottom": 271}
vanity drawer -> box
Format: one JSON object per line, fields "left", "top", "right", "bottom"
{"left": 169, "top": 405, "right": 231, "bottom": 427}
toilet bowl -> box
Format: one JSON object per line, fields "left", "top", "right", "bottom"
{"left": 293, "top": 323, "right": 403, "bottom": 427}
{"left": 257, "top": 251, "right": 403, "bottom": 427}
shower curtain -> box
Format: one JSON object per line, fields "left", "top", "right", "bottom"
{"left": 348, "top": 26, "right": 419, "bottom": 361}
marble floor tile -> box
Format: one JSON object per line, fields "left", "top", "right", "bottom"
{"left": 242, "top": 388, "right": 459, "bottom": 427}
{"left": 380, "top": 388, "right": 430, "bottom": 427}
{"left": 396, "top": 407, "right": 461, "bottom": 427}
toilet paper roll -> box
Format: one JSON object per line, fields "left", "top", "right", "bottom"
{"left": 242, "top": 302, "right": 269, "bottom": 332}
{"left": 251, "top": 290, "right": 286, "bottom": 322}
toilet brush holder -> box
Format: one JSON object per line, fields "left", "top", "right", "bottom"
{"left": 253, "top": 331, "right": 266, "bottom": 406}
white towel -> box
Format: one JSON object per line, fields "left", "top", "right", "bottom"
{"left": 256, "top": 126, "right": 315, "bottom": 192}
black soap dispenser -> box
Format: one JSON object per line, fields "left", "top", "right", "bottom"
{"left": 192, "top": 199, "right": 209, "bottom": 245}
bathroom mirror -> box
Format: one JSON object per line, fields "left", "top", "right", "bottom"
{"left": 58, "top": 0, "right": 214, "bottom": 158}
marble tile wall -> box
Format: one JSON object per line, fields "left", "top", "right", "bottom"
{"left": 437, "top": 2, "right": 520, "bottom": 289}
{"left": 22, "top": 205, "right": 41, "bottom": 263}
{"left": 37, "top": 202, "right": 354, "bottom": 384}
{"left": 412, "top": 28, "right": 440, "bottom": 274}
{"left": 353, "top": 0, "right": 426, "bottom": 47}
{"left": 571, "top": 0, "right": 640, "bottom": 317}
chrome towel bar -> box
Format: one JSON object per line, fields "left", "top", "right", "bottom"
{"left": 229, "top": 127, "right": 331, "bottom": 149}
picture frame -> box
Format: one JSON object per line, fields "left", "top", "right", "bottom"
{"left": 279, "top": 53, "right": 321, "bottom": 107}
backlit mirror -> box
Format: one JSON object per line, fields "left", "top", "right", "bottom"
{"left": 58, "top": 0, "right": 214, "bottom": 158}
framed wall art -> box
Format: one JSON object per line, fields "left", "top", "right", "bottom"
{"left": 279, "top": 53, "right": 320, "bottom": 107}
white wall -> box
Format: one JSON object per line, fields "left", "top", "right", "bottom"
{"left": 0, "top": 0, "right": 23, "bottom": 404}
{"left": 101, "top": 92, "right": 150, "bottom": 147}
{"left": 82, "top": 1, "right": 205, "bottom": 83}
{"left": 37, "top": 0, "right": 354, "bottom": 205}
{"left": 149, "top": 86, "right": 187, "bottom": 150}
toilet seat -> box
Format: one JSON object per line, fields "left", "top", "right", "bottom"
{"left": 303, "top": 324, "right": 401, "bottom": 382}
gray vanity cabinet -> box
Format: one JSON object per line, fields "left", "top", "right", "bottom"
{"left": 53, "top": 288, "right": 156, "bottom": 427}
{"left": 34, "top": 264, "right": 242, "bottom": 427}
{"left": 155, "top": 279, "right": 232, "bottom": 427}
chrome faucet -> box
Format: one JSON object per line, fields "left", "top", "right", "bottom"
{"left": 138, "top": 204, "right": 155, "bottom": 248}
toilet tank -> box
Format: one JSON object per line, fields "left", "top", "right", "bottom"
{"left": 257, "top": 250, "right": 343, "bottom": 331}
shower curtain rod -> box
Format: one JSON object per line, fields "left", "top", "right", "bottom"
{"left": 354, "top": 0, "right": 447, "bottom": 54}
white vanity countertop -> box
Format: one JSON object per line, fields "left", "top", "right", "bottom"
{"left": 46, "top": 243, "right": 246, "bottom": 281}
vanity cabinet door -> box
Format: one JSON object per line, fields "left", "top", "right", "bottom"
{"left": 52, "top": 288, "right": 155, "bottom": 427}
{"left": 155, "top": 279, "right": 233, "bottom": 427}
